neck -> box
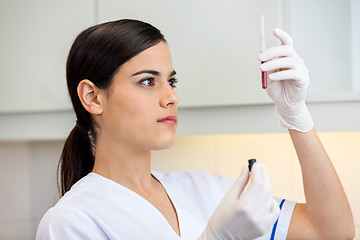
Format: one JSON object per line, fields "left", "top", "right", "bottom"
{"left": 92, "top": 138, "right": 154, "bottom": 191}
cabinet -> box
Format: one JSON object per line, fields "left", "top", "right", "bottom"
{"left": 0, "top": 0, "right": 95, "bottom": 113}
{"left": 98, "top": 0, "right": 280, "bottom": 107}
{"left": 286, "top": 0, "right": 353, "bottom": 94}
{"left": 1, "top": 1, "right": 360, "bottom": 141}
{"left": 1, "top": 1, "right": 358, "bottom": 112}
{"left": 98, "top": 0, "right": 359, "bottom": 105}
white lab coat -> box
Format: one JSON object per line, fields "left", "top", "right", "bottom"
{"left": 36, "top": 170, "right": 295, "bottom": 239}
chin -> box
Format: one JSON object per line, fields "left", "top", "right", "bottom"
{"left": 151, "top": 134, "right": 176, "bottom": 150}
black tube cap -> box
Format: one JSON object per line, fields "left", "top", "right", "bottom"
{"left": 248, "top": 159, "right": 256, "bottom": 172}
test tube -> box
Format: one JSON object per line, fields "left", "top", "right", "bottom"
{"left": 248, "top": 158, "right": 256, "bottom": 172}
{"left": 260, "top": 14, "right": 267, "bottom": 89}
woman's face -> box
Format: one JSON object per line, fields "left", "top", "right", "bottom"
{"left": 98, "top": 41, "right": 180, "bottom": 151}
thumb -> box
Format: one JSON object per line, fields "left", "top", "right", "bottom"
{"left": 228, "top": 166, "right": 249, "bottom": 199}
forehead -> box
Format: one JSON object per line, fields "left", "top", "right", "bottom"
{"left": 118, "top": 41, "right": 173, "bottom": 75}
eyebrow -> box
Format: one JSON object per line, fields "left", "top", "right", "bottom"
{"left": 131, "top": 70, "right": 176, "bottom": 77}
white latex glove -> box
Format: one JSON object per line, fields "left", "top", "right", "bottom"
{"left": 199, "top": 163, "right": 280, "bottom": 240}
{"left": 259, "top": 28, "right": 314, "bottom": 132}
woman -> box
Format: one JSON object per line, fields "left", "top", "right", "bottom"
{"left": 37, "top": 19, "right": 355, "bottom": 239}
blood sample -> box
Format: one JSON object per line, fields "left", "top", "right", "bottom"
{"left": 261, "top": 61, "right": 267, "bottom": 89}
{"left": 260, "top": 15, "right": 267, "bottom": 89}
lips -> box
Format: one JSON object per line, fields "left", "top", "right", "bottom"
{"left": 157, "top": 115, "right": 177, "bottom": 126}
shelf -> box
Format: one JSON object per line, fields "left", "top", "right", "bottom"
{"left": 1, "top": 99, "right": 360, "bottom": 141}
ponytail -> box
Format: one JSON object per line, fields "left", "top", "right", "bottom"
{"left": 58, "top": 123, "right": 94, "bottom": 196}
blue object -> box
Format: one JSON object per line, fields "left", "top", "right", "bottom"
{"left": 270, "top": 199, "right": 286, "bottom": 240}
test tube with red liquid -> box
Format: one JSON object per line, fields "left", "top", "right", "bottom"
{"left": 261, "top": 15, "right": 267, "bottom": 89}
{"left": 261, "top": 61, "right": 267, "bottom": 89}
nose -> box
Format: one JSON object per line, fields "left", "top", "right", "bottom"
{"left": 159, "top": 84, "right": 180, "bottom": 108}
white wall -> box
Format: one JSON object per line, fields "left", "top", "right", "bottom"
{"left": 0, "top": 142, "right": 32, "bottom": 239}
{"left": 0, "top": 141, "right": 60, "bottom": 239}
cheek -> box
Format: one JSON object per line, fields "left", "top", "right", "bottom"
{"left": 126, "top": 96, "right": 155, "bottom": 120}
{"left": 108, "top": 94, "right": 156, "bottom": 132}
{"left": 102, "top": 89, "right": 176, "bottom": 150}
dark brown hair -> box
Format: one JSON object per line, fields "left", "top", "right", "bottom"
{"left": 58, "top": 19, "right": 166, "bottom": 196}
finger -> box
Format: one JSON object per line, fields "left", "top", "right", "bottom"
{"left": 260, "top": 56, "right": 303, "bottom": 72}
{"left": 268, "top": 69, "right": 307, "bottom": 83}
{"left": 260, "top": 164, "right": 272, "bottom": 193}
{"left": 246, "top": 164, "right": 271, "bottom": 198}
{"left": 265, "top": 78, "right": 279, "bottom": 91}
{"left": 229, "top": 165, "right": 250, "bottom": 198}
{"left": 273, "top": 28, "right": 293, "bottom": 46}
{"left": 249, "top": 162, "right": 262, "bottom": 186}
{"left": 259, "top": 45, "right": 296, "bottom": 62}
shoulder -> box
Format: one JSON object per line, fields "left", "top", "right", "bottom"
{"left": 36, "top": 173, "right": 111, "bottom": 239}
{"left": 36, "top": 204, "right": 107, "bottom": 239}
{"left": 53, "top": 173, "right": 99, "bottom": 206}
{"left": 54, "top": 172, "right": 121, "bottom": 207}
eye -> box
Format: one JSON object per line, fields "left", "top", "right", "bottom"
{"left": 139, "top": 78, "right": 155, "bottom": 86}
{"left": 168, "top": 78, "right": 178, "bottom": 88}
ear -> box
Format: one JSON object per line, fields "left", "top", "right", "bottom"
{"left": 77, "top": 79, "right": 104, "bottom": 115}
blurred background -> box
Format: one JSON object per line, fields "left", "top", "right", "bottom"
{"left": 0, "top": 0, "right": 359, "bottom": 239}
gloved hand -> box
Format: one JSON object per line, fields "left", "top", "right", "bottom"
{"left": 259, "top": 28, "right": 314, "bottom": 132}
{"left": 199, "top": 163, "right": 280, "bottom": 240}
